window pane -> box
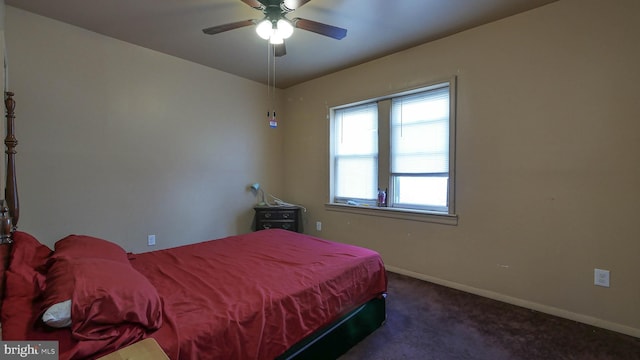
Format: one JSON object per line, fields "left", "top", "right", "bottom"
{"left": 394, "top": 176, "right": 448, "bottom": 208}
{"left": 390, "top": 85, "right": 451, "bottom": 211}
{"left": 335, "top": 157, "right": 377, "bottom": 199}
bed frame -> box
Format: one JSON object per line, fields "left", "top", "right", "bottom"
{"left": 1, "top": 92, "right": 18, "bottom": 310}
{"left": 277, "top": 296, "right": 385, "bottom": 359}
{"left": 0, "top": 91, "right": 385, "bottom": 359}
{"left": 1, "top": 91, "right": 18, "bottom": 243}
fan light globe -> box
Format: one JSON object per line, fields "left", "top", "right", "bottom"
{"left": 269, "top": 33, "right": 284, "bottom": 44}
{"left": 276, "top": 19, "right": 294, "bottom": 39}
{"left": 256, "top": 19, "right": 273, "bottom": 40}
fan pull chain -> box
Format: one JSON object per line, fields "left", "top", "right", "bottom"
{"left": 266, "top": 41, "right": 271, "bottom": 108}
{"left": 265, "top": 42, "right": 278, "bottom": 128}
{"left": 271, "top": 45, "right": 277, "bottom": 128}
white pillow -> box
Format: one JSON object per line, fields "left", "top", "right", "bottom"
{"left": 42, "top": 299, "right": 72, "bottom": 328}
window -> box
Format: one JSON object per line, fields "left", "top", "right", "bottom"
{"left": 333, "top": 103, "right": 378, "bottom": 204}
{"left": 329, "top": 79, "right": 456, "bottom": 218}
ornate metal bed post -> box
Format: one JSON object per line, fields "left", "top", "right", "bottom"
{"left": 1, "top": 91, "right": 18, "bottom": 243}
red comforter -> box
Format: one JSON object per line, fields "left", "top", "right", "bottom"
{"left": 1, "top": 229, "right": 387, "bottom": 359}
{"left": 132, "top": 229, "right": 387, "bottom": 359}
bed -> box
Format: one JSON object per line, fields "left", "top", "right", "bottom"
{"left": 0, "top": 92, "right": 387, "bottom": 359}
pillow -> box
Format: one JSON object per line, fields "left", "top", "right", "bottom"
{"left": 3, "top": 231, "right": 52, "bottom": 298}
{"left": 52, "top": 235, "right": 129, "bottom": 263}
{"left": 10, "top": 231, "right": 52, "bottom": 270}
{"left": 42, "top": 299, "right": 72, "bottom": 328}
{"left": 41, "top": 257, "right": 162, "bottom": 340}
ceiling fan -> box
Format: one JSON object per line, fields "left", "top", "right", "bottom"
{"left": 202, "top": 0, "right": 347, "bottom": 57}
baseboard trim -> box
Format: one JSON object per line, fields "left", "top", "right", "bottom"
{"left": 385, "top": 265, "right": 640, "bottom": 339}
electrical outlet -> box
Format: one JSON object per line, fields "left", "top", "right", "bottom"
{"left": 594, "top": 268, "right": 610, "bottom": 287}
{"left": 148, "top": 235, "right": 156, "bottom": 246}
{"left": 316, "top": 221, "right": 322, "bottom": 231}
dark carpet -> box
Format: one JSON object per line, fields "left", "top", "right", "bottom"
{"left": 339, "top": 272, "right": 640, "bottom": 360}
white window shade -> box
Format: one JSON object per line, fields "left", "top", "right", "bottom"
{"left": 335, "top": 104, "right": 378, "bottom": 156}
{"left": 333, "top": 103, "right": 378, "bottom": 200}
{"left": 391, "top": 87, "right": 450, "bottom": 174}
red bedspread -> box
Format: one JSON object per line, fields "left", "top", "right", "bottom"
{"left": 0, "top": 230, "right": 386, "bottom": 359}
{"left": 130, "top": 229, "right": 387, "bottom": 359}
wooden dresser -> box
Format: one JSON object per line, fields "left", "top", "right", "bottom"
{"left": 254, "top": 205, "right": 301, "bottom": 233}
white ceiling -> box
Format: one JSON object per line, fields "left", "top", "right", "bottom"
{"left": 6, "top": 0, "right": 558, "bottom": 88}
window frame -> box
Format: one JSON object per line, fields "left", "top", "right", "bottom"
{"left": 327, "top": 77, "right": 458, "bottom": 225}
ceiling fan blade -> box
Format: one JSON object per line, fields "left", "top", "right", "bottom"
{"left": 202, "top": 19, "right": 256, "bottom": 35}
{"left": 240, "top": 0, "right": 266, "bottom": 10}
{"left": 282, "top": 0, "right": 311, "bottom": 11}
{"left": 292, "top": 18, "right": 347, "bottom": 40}
{"left": 274, "top": 42, "right": 286, "bottom": 57}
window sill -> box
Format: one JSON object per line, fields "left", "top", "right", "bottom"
{"left": 324, "top": 203, "right": 458, "bottom": 226}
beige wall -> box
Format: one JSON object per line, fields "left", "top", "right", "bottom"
{"left": 5, "top": 6, "right": 285, "bottom": 253}
{"left": 283, "top": 0, "right": 640, "bottom": 336}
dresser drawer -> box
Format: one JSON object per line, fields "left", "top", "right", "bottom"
{"left": 257, "top": 209, "right": 297, "bottom": 221}
{"left": 254, "top": 206, "right": 301, "bottom": 233}
{"left": 257, "top": 220, "right": 297, "bottom": 231}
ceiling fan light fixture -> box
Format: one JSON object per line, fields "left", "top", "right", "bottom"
{"left": 203, "top": 0, "right": 348, "bottom": 56}
{"left": 276, "top": 19, "right": 294, "bottom": 39}
{"left": 269, "top": 33, "right": 284, "bottom": 44}
{"left": 256, "top": 19, "right": 273, "bottom": 40}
